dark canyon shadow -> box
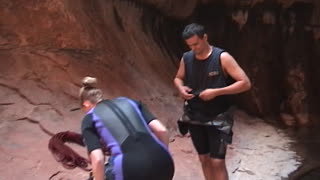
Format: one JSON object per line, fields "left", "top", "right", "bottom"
{"left": 147, "top": 1, "right": 320, "bottom": 179}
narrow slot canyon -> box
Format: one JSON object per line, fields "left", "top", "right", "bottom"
{"left": 0, "top": 0, "right": 319, "bottom": 179}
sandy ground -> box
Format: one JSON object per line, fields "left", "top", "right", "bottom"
{"left": 0, "top": 110, "right": 302, "bottom": 180}
{"left": 170, "top": 110, "right": 301, "bottom": 180}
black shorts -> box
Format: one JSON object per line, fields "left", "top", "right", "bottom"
{"left": 189, "top": 124, "right": 229, "bottom": 159}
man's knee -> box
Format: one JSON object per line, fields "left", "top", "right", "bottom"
{"left": 198, "top": 154, "right": 211, "bottom": 165}
{"left": 210, "top": 158, "right": 226, "bottom": 169}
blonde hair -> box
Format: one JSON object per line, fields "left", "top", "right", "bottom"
{"left": 79, "top": 77, "right": 103, "bottom": 105}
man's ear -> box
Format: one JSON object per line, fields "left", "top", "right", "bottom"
{"left": 203, "top": 34, "right": 208, "bottom": 41}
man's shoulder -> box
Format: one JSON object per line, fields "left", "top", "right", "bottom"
{"left": 182, "top": 50, "right": 194, "bottom": 62}
{"left": 213, "top": 46, "right": 225, "bottom": 54}
{"left": 219, "top": 51, "right": 232, "bottom": 60}
{"left": 213, "top": 46, "right": 223, "bottom": 50}
{"left": 183, "top": 50, "right": 193, "bottom": 56}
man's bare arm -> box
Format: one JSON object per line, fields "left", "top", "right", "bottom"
{"left": 174, "top": 58, "right": 194, "bottom": 100}
{"left": 199, "top": 52, "right": 251, "bottom": 100}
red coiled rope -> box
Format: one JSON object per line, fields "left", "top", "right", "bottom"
{"left": 48, "top": 131, "right": 91, "bottom": 171}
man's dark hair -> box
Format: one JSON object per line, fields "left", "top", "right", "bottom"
{"left": 182, "top": 23, "right": 206, "bottom": 40}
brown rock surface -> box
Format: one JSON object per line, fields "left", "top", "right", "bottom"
{"left": 0, "top": 0, "right": 181, "bottom": 179}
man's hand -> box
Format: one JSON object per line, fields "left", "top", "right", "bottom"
{"left": 179, "top": 86, "right": 194, "bottom": 100}
{"left": 199, "top": 89, "right": 219, "bottom": 101}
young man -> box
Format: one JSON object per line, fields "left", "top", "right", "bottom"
{"left": 174, "top": 23, "right": 251, "bottom": 180}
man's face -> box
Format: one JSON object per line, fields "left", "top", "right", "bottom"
{"left": 185, "top": 34, "right": 207, "bottom": 55}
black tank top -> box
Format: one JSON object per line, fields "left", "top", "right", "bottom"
{"left": 183, "top": 47, "right": 233, "bottom": 122}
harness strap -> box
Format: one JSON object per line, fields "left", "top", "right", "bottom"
{"left": 103, "top": 100, "right": 138, "bottom": 140}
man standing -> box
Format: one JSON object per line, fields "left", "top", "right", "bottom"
{"left": 174, "top": 23, "right": 251, "bottom": 180}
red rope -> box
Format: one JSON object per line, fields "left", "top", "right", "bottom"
{"left": 48, "top": 131, "right": 91, "bottom": 171}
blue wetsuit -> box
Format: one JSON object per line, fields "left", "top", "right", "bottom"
{"left": 81, "top": 97, "right": 174, "bottom": 180}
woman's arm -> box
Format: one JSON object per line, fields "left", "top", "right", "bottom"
{"left": 148, "top": 119, "right": 169, "bottom": 147}
{"left": 135, "top": 100, "right": 170, "bottom": 147}
{"left": 81, "top": 116, "right": 105, "bottom": 180}
{"left": 90, "top": 149, "right": 105, "bottom": 180}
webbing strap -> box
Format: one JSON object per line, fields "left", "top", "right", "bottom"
{"left": 103, "top": 100, "right": 138, "bottom": 139}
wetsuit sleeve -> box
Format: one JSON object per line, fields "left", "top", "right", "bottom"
{"left": 81, "top": 114, "right": 102, "bottom": 153}
{"left": 135, "top": 100, "right": 156, "bottom": 124}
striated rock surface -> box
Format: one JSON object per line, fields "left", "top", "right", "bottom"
{"left": 0, "top": 0, "right": 181, "bottom": 179}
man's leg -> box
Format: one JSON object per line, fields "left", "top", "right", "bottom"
{"left": 210, "top": 158, "right": 228, "bottom": 180}
{"left": 198, "top": 155, "right": 228, "bottom": 180}
{"left": 198, "top": 154, "right": 214, "bottom": 180}
{"left": 207, "top": 126, "right": 229, "bottom": 180}
{"left": 189, "top": 125, "right": 229, "bottom": 180}
{"left": 188, "top": 125, "right": 212, "bottom": 180}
